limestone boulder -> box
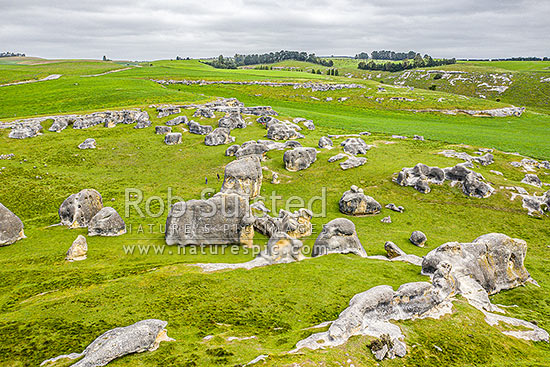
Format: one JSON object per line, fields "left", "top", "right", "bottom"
{"left": 266, "top": 123, "right": 303, "bottom": 141}
{"left": 283, "top": 147, "right": 317, "bottom": 171}
{"left": 312, "top": 218, "right": 366, "bottom": 257}
{"left": 66, "top": 235, "right": 88, "bottom": 261}
{"left": 409, "top": 231, "right": 427, "bottom": 247}
{"left": 188, "top": 121, "right": 213, "bottom": 135}
{"left": 59, "top": 189, "right": 103, "bottom": 228}
{"left": 165, "top": 115, "right": 188, "bottom": 126}
{"left": 204, "top": 127, "right": 235, "bottom": 146}
{"left": 49, "top": 117, "right": 70, "bottom": 132}
{"left": 78, "top": 138, "right": 96, "bottom": 149}
{"left": 235, "top": 141, "right": 269, "bottom": 159}
{"left": 165, "top": 193, "right": 254, "bottom": 246}
{"left": 9, "top": 124, "right": 42, "bottom": 139}
{"left": 218, "top": 112, "right": 247, "bottom": 130}
{"left": 164, "top": 133, "right": 182, "bottom": 145}
{"left": 341, "top": 138, "right": 370, "bottom": 155}
{"left": 422, "top": 233, "right": 532, "bottom": 296}
{"left": 340, "top": 156, "right": 366, "bottom": 170}
{"left": 221, "top": 156, "right": 263, "bottom": 198}
{"left": 521, "top": 174, "right": 542, "bottom": 187}
{"left": 88, "top": 207, "right": 126, "bottom": 236}
{"left": 339, "top": 185, "right": 381, "bottom": 216}
{"left": 256, "top": 232, "right": 305, "bottom": 265}
{"left": 225, "top": 144, "right": 240, "bottom": 156}
{"left": 303, "top": 120, "right": 315, "bottom": 130}
{"left": 155, "top": 126, "right": 172, "bottom": 135}
{"left": 0, "top": 203, "right": 25, "bottom": 246}
{"left": 328, "top": 153, "right": 348, "bottom": 162}
{"left": 318, "top": 136, "right": 333, "bottom": 149}
{"left": 254, "top": 208, "right": 312, "bottom": 239}
{"left": 384, "top": 241, "right": 406, "bottom": 258}
{"left": 193, "top": 108, "right": 216, "bottom": 118}
{"left": 41, "top": 320, "right": 174, "bottom": 367}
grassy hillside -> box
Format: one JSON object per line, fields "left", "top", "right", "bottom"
{"left": 0, "top": 58, "right": 549, "bottom": 366}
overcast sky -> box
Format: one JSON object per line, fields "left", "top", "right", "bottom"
{"left": 1, "top": 0, "right": 549, "bottom": 60}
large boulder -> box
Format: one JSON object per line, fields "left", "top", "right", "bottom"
{"left": 255, "top": 232, "right": 305, "bottom": 265}
{"left": 49, "top": 117, "right": 70, "bottom": 132}
{"left": 422, "top": 233, "right": 532, "bottom": 297}
{"left": 444, "top": 164, "right": 494, "bottom": 198}
{"left": 341, "top": 138, "right": 370, "bottom": 155}
{"left": 0, "top": 203, "right": 25, "bottom": 246}
{"left": 165, "top": 115, "right": 188, "bottom": 126}
{"left": 88, "top": 207, "right": 126, "bottom": 236}
{"left": 340, "top": 156, "right": 366, "bottom": 170}
{"left": 41, "top": 320, "right": 174, "bottom": 367}
{"left": 204, "top": 127, "right": 235, "bottom": 146}
{"left": 65, "top": 235, "right": 88, "bottom": 261}
{"left": 409, "top": 231, "right": 427, "bottom": 247}
{"left": 266, "top": 123, "right": 303, "bottom": 141}
{"left": 318, "top": 136, "right": 333, "bottom": 149}
{"left": 312, "top": 218, "right": 366, "bottom": 257}
{"left": 9, "top": 124, "right": 42, "bottom": 139}
{"left": 155, "top": 126, "right": 172, "bottom": 135}
{"left": 193, "top": 108, "right": 215, "bottom": 118}
{"left": 395, "top": 163, "right": 445, "bottom": 193}
{"left": 254, "top": 208, "right": 312, "bottom": 239}
{"left": 221, "top": 156, "right": 263, "bottom": 198}
{"left": 235, "top": 141, "right": 269, "bottom": 159}
{"left": 165, "top": 193, "right": 254, "bottom": 246}
{"left": 339, "top": 185, "right": 381, "bottom": 216}
{"left": 521, "top": 174, "right": 542, "bottom": 188}
{"left": 59, "top": 189, "right": 103, "bottom": 228}
{"left": 164, "top": 133, "right": 182, "bottom": 145}
{"left": 218, "top": 112, "right": 247, "bottom": 130}
{"left": 225, "top": 144, "right": 240, "bottom": 156}
{"left": 283, "top": 147, "right": 317, "bottom": 171}
{"left": 78, "top": 138, "right": 96, "bottom": 149}
{"left": 188, "top": 121, "right": 213, "bottom": 135}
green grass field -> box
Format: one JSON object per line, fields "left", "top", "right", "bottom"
{"left": 0, "top": 57, "right": 549, "bottom": 366}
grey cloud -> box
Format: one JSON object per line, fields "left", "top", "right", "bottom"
{"left": 0, "top": 0, "right": 548, "bottom": 60}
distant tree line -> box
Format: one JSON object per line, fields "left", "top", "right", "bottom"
{"left": 358, "top": 54, "right": 456, "bottom": 72}
{"left": 175, "top": 56, "right": 191, "bottom": 60}
{"left": 1, "top": 51, "right": 25, "bottom": 58}
{"left": 203, "top": 50, "right": 334, "bottom": 69}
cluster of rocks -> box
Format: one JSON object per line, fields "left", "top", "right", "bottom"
{"left": 0, "top": 203, "right": 25, "bottom": 246}
{"left": 41, "top": 320, "right": 174, "bottom": 367}
{"left": 295, "top": 233, "right": 548, "bottom": 360}
{"left": 152, "top": 79, "right": 365, "bottom": 92}
{"left": 408, "top": 106, "right": 525, "bottom": 117}
{"left": 254, "top": 208, "right": 313, "bottom": 239}
{"left": 0, "top": 153, "right": 15, "bottom": 160}
{"left": 512, "top": 189, "right": 550, "bottom": 216}
{"left": 205, "top": 127, "right": 234, "bottom": 146}
{"left": 510, "top": 158, "right": 550, "bottom": 172}
{"left": 341, "top": 137, "right": 372, "bottom": 155}
{"left": 59, "top": 189, "right": 126, "bottom": 236}
{"left": 521, "top": 173, "right": 542, "bottom": 187}
{"left": 439, "top": 149, "right": 494, "bottom": 166}
{"left": 154, "top": 98, "right": 276, "bottom": 118}
{"left": 395, "top": 163, "right": 495, "bottom": 198}
{"left": 4, "top": 109, "right": 151, "bottom": 139}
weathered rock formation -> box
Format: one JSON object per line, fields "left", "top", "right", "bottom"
{"left": 521, "top": 173, "right": 542, "bottom": 187}
{"left": 59, "top": 189, "right": 103, "bottom": 228}
{"left": 0, "top": 203, "right": 25, "bottom": 246}
{"left": 283, "top": 147, "right": 317, "bottom": 171}
{"left": 312, "top": 218, "right": 366, "bottom": 257}
{"left": 410, "top": 231, "right": 427, "bottom": 247}
{"left": 41, "top": 320, "right": 174, "bottom": 367}
{"left": 341, "top": 138, "right": 370, "bottom": 155}
{"left": 221, "top": 156, "right": 262, "bottom": 198}
{"left": 188, "top": 121, "right": 213, "bottom": 135}
{"left": 165, "top": 193, "right": 254, "bottom": 246}
{"left": 155, "top": 126, "right": 172, "bottom": 134}
{"left": 193, "top": 108, "right": 216, "bottom": 119}
{"left": 164, "top": 133, "right": 182, "bottom": 145}
{"left": 9, "top": 123, "right": 42, "bottom": 139}
{"left": 340, "top": 156, "right": 366, "bottom": 170}
{"left": 318, "top": 136, "right": 333, "bottom": 149}
{"left": 339, "top": 185, "right": 381, "bottom": 216}
{"left": 218, "top": 112, "right": 247, "bottom": 130}
{"left": 165, "top": 115, "right": 188, "bottom": 126}
{"left": 385, "top": 203, "right": 404, "bottom": 213}
{"left": 88, "top": 207, "right": 126, "bottom": 236}
{"left": 267, "top": 123, "right": 303, "bottom": 141}
{"left": 65, "top": 235, "right": 88, "bottom": 261}
{"left": 439, "top": 150, "right": 494, "bottom": 166}
{"left": 254, "top": 208, "right": 313, "bottom": 239}
{"left": 204, "top": 127, "right": 235, "bottom": 146}
{"left": 395, "top": 163, "right": 494, "bottom": 198}
{"left": 78, "top": 138, "right": 96, "bottom": 149}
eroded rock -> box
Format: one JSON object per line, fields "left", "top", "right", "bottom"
{"left": 204, "top": 127, "right": 235, "bottom": 146}
{"left": 410, "top": 231, "right": 427, "bottom": 247}
{"left": 0, "top": 203, "right": 25, "bottom": 246}
{"left": 312, "top": 218, "right": 366, "bottom": 257}
{"left": 340, "top": 156, "right": 366, "bottom": 170}
{"left": 188, "top": 121, "right": 213, "bottom": 135}
{"left": 164, "top": 133, "right": 182, "bottom": 145}
{"left": 318, "top": 136, "right": 333, "bottom": 149}
{"left": 341, "top": 138, "right": 370, "bottom": 155}
{"left": 254, "top": 208, "right": 312, "bottom": 239}
{"left": 283, "top": 147, "right": 317, "bottom": 171}
{"left": 59, "top": 189, "right": 103, "bottom": 228}
{"left": 78, "top": 138, "right": 96, "bottom": 149}
{"left": 88, "top": 207, "right": 126, "bottom": 236}
{"left": 339, "top": 185, "right": 381, "bottom": 216}
{"left": 66, "top": 235, "right": 87, "bottom": 261}
{"left": 221, "top": 156, "right": 262, "bottom": 198}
